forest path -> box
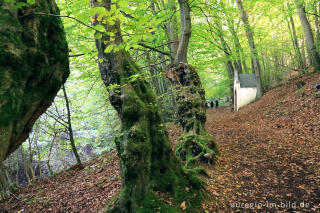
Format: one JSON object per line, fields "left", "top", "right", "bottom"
{"left": 203, "top": 73, "right": 320, "bottom": 213}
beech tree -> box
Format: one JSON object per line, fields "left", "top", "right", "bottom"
{"left": 294, "top": 0, "right": 320, "bottom": 71}
{"left": 90, "top": 0, "right": 204, "bottom": 212}
{"left": 164, "top": 0, "right": 218, "bottom": 166}
{"left": 236, "top": 0, "right": 263, "bottom": 98}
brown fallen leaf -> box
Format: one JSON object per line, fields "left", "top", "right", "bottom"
{"left": 180, "top": 201, "right": 186, "bottom": 210}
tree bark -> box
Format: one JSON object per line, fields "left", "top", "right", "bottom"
{"left": 289, "top": 13, "right": 305, "bottom": 71}
{"left": 91, "top": 0, "right": 204, "bottom": 212}
{"left": 167, "top": 0, "right": 179, "bottom": 62}
{"left": 216, "top": 19, "right": 235, "bottom": 107}
{"left": 62, "top": 84, "right": 81, "bottom": 165}
{"left": 0, "top": 0, "right": 69, "bottom": 164}
{"left": 236, "top": 0, "right": 263, "bottom": 98}
{"left": 175, "top": 0, "right": 191, "bottom": 64}
{"left": 227, "top": 19, "right": 246, "bottom": 73}
{"left": 294, "top": 0, "right": 320, "bottom": 71}
{"left": 313, "top": 1, "right": 320, "bottom": 52}
{"left": 164, "top": 0, "right": 218, "bottom": 166}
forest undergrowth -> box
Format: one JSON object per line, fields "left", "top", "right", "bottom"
{"left": 1, "top": 72, "right": 320, "bottom": 212}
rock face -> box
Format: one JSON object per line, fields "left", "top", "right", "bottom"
{"left": 0, "top": 0, "right": 69, "bottom": 161}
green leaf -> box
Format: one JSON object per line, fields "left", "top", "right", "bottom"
{"left": 27, "top": 0, "right": 35, "bottom": 5}
{"left": 104, "top": 45, "right": 114, "bottom": 53}
{"left": 94, "top": 25, "right": 105, "bottom": 32}
{"left": 95, "top": 33, "right": 102, "bottom": 39}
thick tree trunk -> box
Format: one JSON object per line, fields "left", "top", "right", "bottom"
{"left": 164, "top": 0, "right": 218, "bottom": 166}
{"left": 0, "top": 0, "right": 69, "bottom": 164}
{"left": 295, "top": 0, "right": 320, "bottom": 71}
{"left": 236, "top": 0, "right": 263, "bottom": 98}
{"left": 165, "top": 64, "right": 218, "bottom": 165}
{"left": 62, "top": 84, "right": 81, "bottom": 165}
{"left": 91, "top": 1, "right": 203, "bottom": 212}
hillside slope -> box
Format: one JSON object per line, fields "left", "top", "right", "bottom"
{"left": 204, "top": 72, "right": 320, "bottom": 212}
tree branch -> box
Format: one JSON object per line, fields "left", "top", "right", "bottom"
{"left": 140, "top": 59, "right": 170, "bottom": 69}
{"left": 69, "top": 54, "right": 85, "bottom": 57}
{"left": 20, "top": 12, "right": 101, "bottom": 33}
{"left": 138, "top": 42, "right": 173, "bottom": 59}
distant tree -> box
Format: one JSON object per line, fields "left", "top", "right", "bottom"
{"left": 285, "top": 3, "right": 305, "bottom": 72}
{"left": 62, "top": 84, "right": 81, "bottom": 165}
{"left": 294, "top": 0, "right": 320, "bottom": 71}
{"left": 236, "top": 0, "right": 263, "bottom": 98}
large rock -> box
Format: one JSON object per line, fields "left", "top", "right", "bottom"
{"left": 0, "top": 0, "right": 69, "bottom": 161}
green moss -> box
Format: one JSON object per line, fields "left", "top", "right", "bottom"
{"left": 176, "top": 133, "right": 218, "bottom": 166}
{"left": 0, "top": 0, "right": 69, "bottom": 158}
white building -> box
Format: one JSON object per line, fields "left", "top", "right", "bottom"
{"left": 234, "top": 70, "right": 257, "bottom": 111}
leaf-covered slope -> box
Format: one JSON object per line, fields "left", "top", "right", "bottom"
{"left": 204, "top": 72, "right": 320, "bottom": 212}
{"left": 0, "top": 151, "right": 121, "bottom": 212}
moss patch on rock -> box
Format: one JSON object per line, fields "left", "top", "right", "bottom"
{"left": 0, "top": 0, "right": 69, "bottom": 161}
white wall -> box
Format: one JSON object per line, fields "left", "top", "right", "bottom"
{"left": 234, "top": 82, "right": 257, "bottom": 111}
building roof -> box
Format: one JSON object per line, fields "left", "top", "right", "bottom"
{"left": 239, "top": 74, "right": 257, "bottom": 88}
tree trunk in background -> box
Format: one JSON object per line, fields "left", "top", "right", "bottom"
{"left": 216, "top": 19, "right": 235, "bottom": 107}
{"left": 227, "top": 19, "right": 247, "bottom": 73}
{"left": 91, "top": 0, "right": 203, "bottom": 212}
{"left": 0, "top": 161, "right": 9, "bottom": 200}
{"left": 236, "top": 0, "right": 263, "bottom": 98}
{"left": 314, "top": 1, "right": 320, "bottom": 52}
{"left": 148, "top": 1, "right": 176, "bottom": 122}
{"left": 226, "top": 60, "right": 235, "bottom": 106}
{"left": 286, "top": 2, "right": 305, "bottom": 71}
{"left": 175, "top": 0, "right": 191, "bottom": 64}
{"left": 295, "top": 0, "right": 320, "bottom": 71}
{"left": 289, "top": 14, "right": 305, "bottom": 71}
{"left": 62, "top": 84, "right": 81, "bottom": 165}
{"left": 165, "top": 0, "right": 218, "bottom": 166}
{"left": 301, "top": 40, "right": 307, "bottom": 66}
{"left": 167, "top": 0, "right": 179, "bottom": 62}
{"left": 0, "top": 0, "right": 69, "bottom": 193}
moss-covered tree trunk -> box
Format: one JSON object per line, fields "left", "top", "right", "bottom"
{"left": 165, "top": 64, "right": 218, "bottom": 165}
{"left": 164, "top": 0, "right": 218, "bottom": 166}
{"left": 91, "top": 1, "right": 203, "bottom": 212}
{"left": 0, "top": 0, "right": 69, "bottom": 195}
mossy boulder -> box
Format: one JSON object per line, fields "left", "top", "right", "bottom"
{"left": 0, "top": 0, "right": 69, "bottom": 162}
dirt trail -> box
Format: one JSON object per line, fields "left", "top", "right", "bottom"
{"left": 203, "top": 73, "right": 320, "bottom": 213}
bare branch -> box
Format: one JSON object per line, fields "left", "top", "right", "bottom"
{"left": 138, "top": 42, "right": 173, "bottom": 59}
{"left": 20, "top": 12, "right": 100, "bottom": 33}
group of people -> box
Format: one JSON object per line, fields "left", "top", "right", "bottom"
{"left": 206, "top": 100, "right": 219, "bottom": 109}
